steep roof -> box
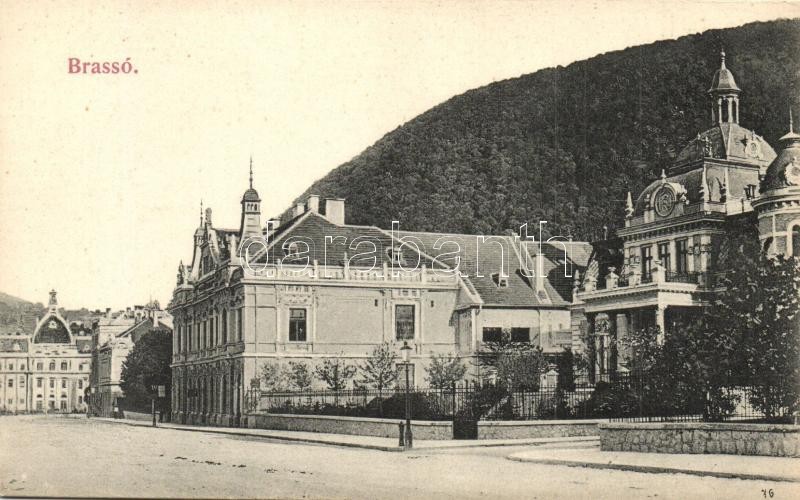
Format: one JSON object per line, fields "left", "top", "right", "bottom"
{"left": 673, "top": 123, "right": 776, "bottom": 170}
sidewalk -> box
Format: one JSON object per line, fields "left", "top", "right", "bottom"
{"left": 508, "top": 446, "right": 800, "bottom": 483}
{"left": 91, "top": 416, "right": 598, "bottom": 452}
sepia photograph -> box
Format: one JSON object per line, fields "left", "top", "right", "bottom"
{"left": 1, "top": 1, "right": 800, "bottom": 498}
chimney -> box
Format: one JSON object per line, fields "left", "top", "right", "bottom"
{"left": 293, "top": 202, "right": 305, "bottom": 218}
{"left": 105, "top": 307, "right": 111, "bottom": 319}
{"left": 306, "top": 195, "right": 320, "bottom": 213}
{"left": 325, "top": 198, "right": 346, "bottom": 225}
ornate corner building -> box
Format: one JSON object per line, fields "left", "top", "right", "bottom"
{"left": 169, "top": 166, "right": 593, "bottom": 426}
{"left": 571, "top": 51, "right": 800, "bottom": 379}
{"left": 0, "top": 290, "right": 92, "bottom": 413}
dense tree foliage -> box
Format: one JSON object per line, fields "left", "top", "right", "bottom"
{"left": 119, "top": 329, "right": 172, "bottom": 411}
{"left": 287, "top": 20, "right": 800, "bottom": 241}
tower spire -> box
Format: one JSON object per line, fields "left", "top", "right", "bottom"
{"left": 249, "top": 156, "right": 253, "bottom": 189}
{"left": 199, "top": 199, "right": 204, "bottom": 225}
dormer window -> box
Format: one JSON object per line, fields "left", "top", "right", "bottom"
{"left": 387, "top": 246, "right": 404, "bottom": 264}
{"left": 284, "top": 241, "right": 301, "bottom": 257}
{"left": 491, "top": 273, "right": 509, "bottom": 288}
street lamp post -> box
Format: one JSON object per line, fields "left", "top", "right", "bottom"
{"left": 400, "top": 341, "right": 413, "bottom": 450}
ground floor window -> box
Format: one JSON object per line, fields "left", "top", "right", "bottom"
{"left": 510, "top": 327, "right": 530, "bottom": 343}
{"left": 395, "top": 305, "right": 415, "bottom": 340}
{"left": 289, "top": 308, "right": 307, "bottom": 342}
{"left": 36, "top": 401, "right": 43, "bottom": 410}
{"left": 482, "top": 327, "right": 502, "bottom": 343}
{"left": 60, "top": 400, "right": 67, "bottom": 410}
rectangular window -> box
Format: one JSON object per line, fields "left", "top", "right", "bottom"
{"left": 78, "top": 396, "right": 83, "bottom": 404}
{"left": 78, "top": 379, "right": 83, "bottom": 389}
{"left": 641, "top": 245, "right": 653, "bottom": 280}
{"left": 510, "top": 327, "right": 531, "bottom": 343}
{"left": 396, "top": 363, "right": 415, "bottom": 389}
{"left": 48, "top": 401, "right": 55, "bottom": 410}
{"left": 36, "top": 378, "right": 42, "bottom": 388}
{"left": 288, "top": 308, "right": 307, "bottom": 342}
{"left": 658, "top": 242, "right": 671, "bottom": 272}
{"left": 60, "top": 362, "right": 68, "bottom": 371}
{"left": 7, "top": 379, "right": 13, "bottom": 388}
{"left": 61, "top": 379, "right": 67, "bottom": 389}
{"left": 36, "top": 362, "right": 43, "bottom": 371}
{"left": 60, "top": 400, "right": 66, "bottom": 410}
{"left": 49, "top": 379, "right": 54, "bottom": 389}
{"left": 36, "top": 401, "right": 43, "bottom": 410}
{"left": 482, "top": 327, "right": 502, "bottom": 343}
{"left": 676, "top": 239, "right": 688, "bottom": 274}
{"left": 395, "top": 305, "right": 415, "bottom": 340}
{"left": 19, "top": 377, "right": 24, "bottom": 387}
{"left": 237, "top": 309, "right": 243, "bottom": 341}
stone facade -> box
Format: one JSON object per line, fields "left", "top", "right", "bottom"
{"left": 599, "top": 422, "right": 800, "bottom": 457}
{"left": 0, "top": 291, "right": 91, "bottom": 413}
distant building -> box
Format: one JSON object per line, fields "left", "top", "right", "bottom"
{"left": 572, "top": 51, "right": 800, "bottom": 379}
{"left": 168, "top": 167, "right": 590, "bottom": 426}
{"left": 89, "top": 302, "right": 172, "bottom": 417}
{"left": 0, "top": 290, "right": 92, "bottom": 413}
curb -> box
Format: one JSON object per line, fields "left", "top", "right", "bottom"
{"left": 506, "top": 454, "right": 800, "bottom": 483}
{"left": 92, "top": 418, "right": 405, "bottom": 452}
{"left": 91, "top": 417, "right": 598, "bottom": 452}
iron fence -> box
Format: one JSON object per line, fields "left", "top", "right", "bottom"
{"left": 245, "top": 377, "right": 791, "bottom": 423}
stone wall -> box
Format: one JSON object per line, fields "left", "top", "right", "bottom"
{"left": 246, "top": 413, "right": 453, "bottom": 440}
{"left": 599, "top": 422, "right": 800, "bottom": 457}
{"left": 477, "top": 420, "right": 602, "bottom": 440}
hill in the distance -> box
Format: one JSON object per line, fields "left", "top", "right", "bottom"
{"left": 285, "top": 19, "right": 800, "bottom": 241}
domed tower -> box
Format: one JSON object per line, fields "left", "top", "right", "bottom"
{"left": 752, "top": 112, "right": 800, "bottom": 256}
{"left": 239, "top": 158, "right": 262, "bottom": 239}
{"left": 708, "top": 49, "right": 741, "bottom": 125}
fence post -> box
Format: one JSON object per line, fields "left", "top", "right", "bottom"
{"left": 451, "top": 381, "right": 456, "bottom": 418}
{"left": 398, "top": 421, "right": 405, "bottom": 447}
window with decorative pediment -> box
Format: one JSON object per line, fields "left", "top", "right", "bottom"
{"left": 395, "top": 305, "right": 415, "bottom": 340}
{"left": 289, "top": 308, "right": 307, "bottom": 342}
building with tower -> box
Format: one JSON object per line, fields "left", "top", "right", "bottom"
{"left": 168, "top": 163, "right": 591, "bottom": 426}
{"left": 571, "top": 50, "right": 798, "bottom": 379}
{"left": 0, "top": 290, "right": 91, "bottom": 413}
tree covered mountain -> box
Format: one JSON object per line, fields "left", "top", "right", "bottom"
{"left": 286, "top": 19, "right": 800, "bottom": 241}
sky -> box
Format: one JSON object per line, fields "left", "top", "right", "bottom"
{"left": 1, "top": 0, "right": 798, "bottom": 310}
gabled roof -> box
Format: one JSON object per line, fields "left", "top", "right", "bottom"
{"left": 251, "top": 212, "right": 448, "bottom": 270}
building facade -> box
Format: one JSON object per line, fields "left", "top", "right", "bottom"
{"left": 90, "top": 303, "right": 172, "bottom": 417}
{"left": 0, "top": 290, "right": 91, "bottom": 413}
{"left": 168, "top": 171, "right": 590, "bottom": 425}
{"left": 571, "top": 51, "right": 800, "bottom": 378}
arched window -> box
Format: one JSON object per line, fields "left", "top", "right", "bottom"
{"left": 221, "top": 310, "right": 228, "bottom": 344}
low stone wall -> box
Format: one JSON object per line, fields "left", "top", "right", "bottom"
{"left": 599, "top": 422, "right": 800, "bottom": 457}
{"left": 246, "top": 413, "right": 453, "bottom": 440}
{"left": 477, "top": 420, "right": 602, "bottom": 440}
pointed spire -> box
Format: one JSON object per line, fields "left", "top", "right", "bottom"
{"left": 700, "top": 166, "right": 710, "bottom": 202}
{"left": 660, "top": 169, "right": 667, "bottom": 184}
{"left": 249, "top": 156, "right": 254, "bottom": 189}
{"left": 199, "top": 199, "right": 204, "bottom": 226}
{"left": 780, "top": 106, "right": 800, "bottom": 142}
{"left": 719, "top": 47, "right": 726, "bottom": 68}
{"left": 625, "top": 191, "right": 634, "bottom": 218}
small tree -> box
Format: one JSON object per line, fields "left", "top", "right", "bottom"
{"left": 358, "top": 343, "right": 397, "bottom": 416}
{"left": 314, "top": 357, "right": 357, "bottom": 392}
{"left": 425, "top": 353, "right": 467, "bottom": 389}
{"left": 259, "top": 362, "right": 290, "bottom": 392}
{"left": 287, "top": 361, "right": 313, "bottom": 391}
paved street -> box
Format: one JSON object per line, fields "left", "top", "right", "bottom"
{"left": 1, "top": 415, "right": 797, "bottom": 499}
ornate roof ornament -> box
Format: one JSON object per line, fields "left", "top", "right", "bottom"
{"left": 625, "top": 191, "right": 634, "bottom": 218}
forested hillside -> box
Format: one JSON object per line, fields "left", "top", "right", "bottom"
{"left": 286, "top": 19, "right": 800, "bottom": 240}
